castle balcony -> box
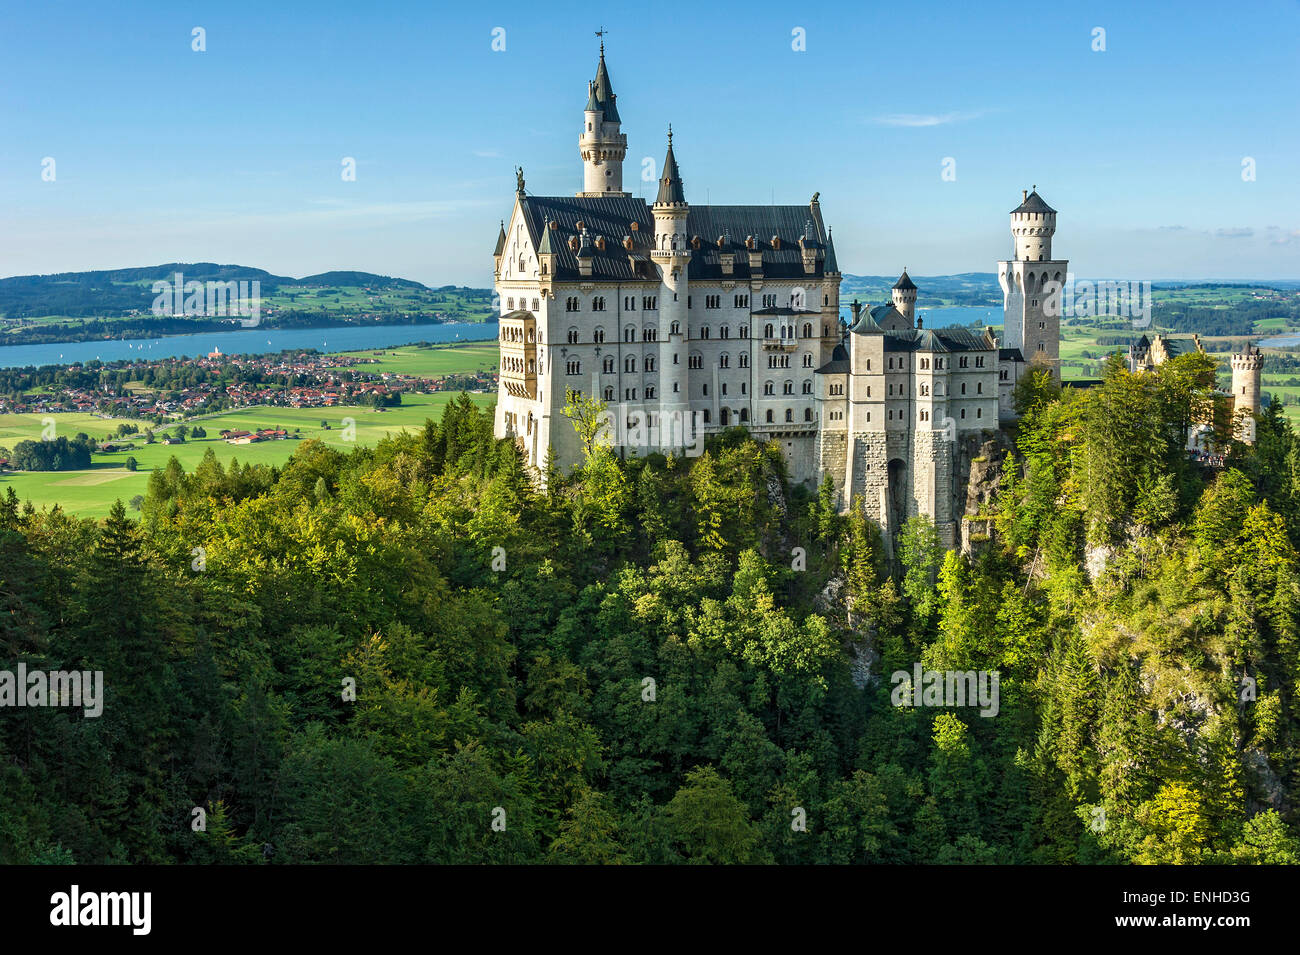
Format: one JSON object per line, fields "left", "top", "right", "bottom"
{"left": 761, "top": 337, "right": 799, "bottom": 353}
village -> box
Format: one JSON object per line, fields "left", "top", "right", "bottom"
{"left": 0, "top": 346, "right": 498, "bottom": 423}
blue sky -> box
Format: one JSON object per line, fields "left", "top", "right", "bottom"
{"left": 1, "top": 0, "right": 1297, "bottom": 285}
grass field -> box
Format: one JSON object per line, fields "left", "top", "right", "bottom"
{"left": 0, "top": 339, "right": 500, "bottom": 519}
{"left": 329, "top": 341, "right": 498, "bottom": 376}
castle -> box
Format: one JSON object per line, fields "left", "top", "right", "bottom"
{"left": 493, "top": 45, "right": 1263, "bottom": 548}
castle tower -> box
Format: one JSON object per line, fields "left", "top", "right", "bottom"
{"left": 1231, "top": 346, "right": 1263, "bottom": 443}
{"left": 577, "top": 42, "right": 630, "bottom": 197}
{"left": 998, "top": 187, "right": 1066, "bottom": 380}
{"left": 891, "top": 269, "right": 917, "bottom": 324}
{"left": 651, "top": 130, "right": 690, "bottom": 451}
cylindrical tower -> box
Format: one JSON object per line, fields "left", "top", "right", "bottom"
{"left": 1011, "top": 187, "right": 1057, "bottom": 261}
{"left": 651, "top": 131, "right": 690, "bottom": 452}
{"left": 891, "top": 269, "right": 917, "bottom": 324}
{"left": 577, "top": 45, "right": 628, "bottom": 197}
{"left": 1231, "top": 347, "right": 1263, "bottom": 443}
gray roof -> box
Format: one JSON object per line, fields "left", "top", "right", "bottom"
{"left": 591, "top": 52, "right": 620, "bottom": 123}
{"left": 824, "top": 229, "right": 839, "bottom": 273}
{"left": 1012, "top": 190, "right": 1056, "bottom": 215}
{"left": 515, "top": 195, "right": 834, "bottom": 282}
{"left": 494, "top": 221, "right": 506, "bottom": 256}
{"left": 655, "top": 140, "right": 686, "bottom": 206}
{"left": 815, "top": 357, "right": 850, "bottom": 375}
{"left": 999, "top": 347, "right": 1025, "bottom": 362}
{"left": 892, "top": 270, "right": 916, "bottom": 291}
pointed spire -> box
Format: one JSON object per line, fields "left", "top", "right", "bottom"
{"left": 893, "top": 268, "right": 917, "bottom": 291}
{"left": 656, "top": 128, "right": 685, "bottom": 206}
{"left": 538, "top": 218, "right": 553, "bottom": 255}
{"left": 824, "top": 227, "right": 839, "bottom": 274}
{"left": 494, "top": 220, "right": 506, "bottom": 256}
{"left": 591, "top": 39, "right": 620, "bottom": 123}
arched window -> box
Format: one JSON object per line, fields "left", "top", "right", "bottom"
{"left": 740, "top": 408, "right": 749, "bottom": 422}
{"left": 604, "top": 386, "right": 614, "bottom": 401}
{"left": 784, "top": 408, "right": 793, "bottom": 422}
{"left": 804, "top": 408, "right": 812, "bottom": 421}
{"left": 567, "top": 327, "right": 579, "bottom": 344}
{"left": 766, "top": 409, "right": 774, "bottom": 423}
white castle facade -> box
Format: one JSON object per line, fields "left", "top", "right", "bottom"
{"left": 492, "top": 47, "right": 1259, "bottom": 549}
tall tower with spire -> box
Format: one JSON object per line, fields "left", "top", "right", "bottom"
{"left": 998, "top": 187, "right": 1066, "bottom": 380}
{"left": 577, "top": 40, "right": 629, "bottom": 197}
{"left": 650, "top": 129, "right": 690, "bottom": 451}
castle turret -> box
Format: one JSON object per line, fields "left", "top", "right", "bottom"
{"left": 651, "top": 129, "right": 690, "bottom": 451}
{"left": 577, "top": 43, "right": 629, "bottom": 197}
{"left": 1231, "top": 346, "right": 1263, "bottom": 443}
{"left": 891, "top": 269, "right": 917, "bottom": 324}
{"left": 998, "top": 186, "right": 1065, "bottom": 380}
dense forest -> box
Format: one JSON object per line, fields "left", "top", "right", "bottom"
{"left": 1, "top": 351, "right": 1298, "bottom": 864}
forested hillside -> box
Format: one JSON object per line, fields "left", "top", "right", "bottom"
{"left": 1, "top": 352, "right": 1298, "bottom": 864}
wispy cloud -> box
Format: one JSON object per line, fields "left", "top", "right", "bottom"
{"left": 1215, "top": 227, "right": 1254, "bottom": 238}
{"left": 872, "top": 110, "right": 990, "bottom": 127}
{"left": 1267, "top": 227, "right": 1300, "bottom": 245}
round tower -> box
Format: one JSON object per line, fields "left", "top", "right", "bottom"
{"left": 577, "top": 43, "right": 629, "bottom": 197}
{"left": 1011, "top": 186, "right": 1056, "bottom": 262}
{"left": 891, "top": 269, "right": 917, "bottom": 324}
{"left": 1231, "top": 346, "right": 1264, "bottom": 443}
{"left": 650, "top": 129, "right": 690, "bottom": 452}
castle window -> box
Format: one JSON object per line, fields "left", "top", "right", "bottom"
{"left": 765, "top": 324, "right": 774, "bottom": 338}
{"left": 740, "top": 408, "right": 749, "bottom": 422}
{"left": 764, "top": 381, "right": 774, "bottom": 396}
{"left": 567, "top": 328, "right": 579, "bottom": 344}
{"left": 766, "top": 410, "right": 774, "bottom": 423}
{"left": 734, "top": 294, "right": 749, "bottom": 308}
{"left": 566, "top": 297, "right": 579, "bottom": 312}
{"left": 802, "top": 323, "right": 812, "bottom": 338}
{"left": 689, "top": 354, "right": 702, "bottom": 370}
{"left": 785, "top": 408, "right": 794, "bottom": 422}
{"left": 1037, "top": 342, "right": 1045, "bottom": 352}
{"left": 646, "top": 356, "right": 656, "bottom": 372}
{"left": 625, "top": 356, "right": 636, "bottom": 373}
{"left": 783, "top": 381, "right": 793, "bottom": 395}
{"left": 921, "top": 358, "right": 930, "bottom": 370}
{"left": 721, "top": 383, "right": 727, "bottom": 396}
{"left": 721, "top": 408, "right": 730, "bottom": 425}
{"left": 960, "top": 409, "right": 966, "bottom": 419}
{"left": 975, "top": 356, "right": 985, "bottom": 368}
{"left": 594, "top": 327, "right": 605, "bottom": 343}
{"left": 603, "top": 357, "right": 614, "bottom": 373}
{"left": 687, "top": 296, "right": 692, "bottom": 308}
{"left": 671, "top": 321, "right": 681, "bottom": 335}
{"left": 701, "top": 326, "right": 710, "bottom": 339}
{"left": 803, "top": 354, "right": 812, "bottom": 367}
{"left": 565, "top": 359, "right": 581, "bottom": 375}
{"left": 920, "top": 384, "right": 929, "bottom": 396}
{"left": 977, "top": 383, "right": 983, "bottom": 394}
{"left": 739, "top": 353, "right": 749, "bottom": 368}
{"left": 703, "top": 409, "right": 711, "bottom": 423}
{"left": 977, "top": 408, "right": 982, "bottom": 418}
{"left": 740, "top": 325, "right": 749, "bottom": 338}
{"left": 702, "top": 384, "right": 709, "bottom": 396}
{"left": 706, "top": 295, "right": 720, "bottom": 309}
{"left": 961, "top": 383, "right": 967, "bottom": 395}
{"left": 802, "top": 380, "right": 812, "bottom": 394}
{"left": 960, "top": 356, "right": 968, "bottom": 368}
{"left": 719, "top": 353, "right": 730, "bottom": 368}
{"left": 593, "top": 296, "right": 606, "bottom": 311}
{"left": 646, "top": 386, "right": 656, "bottom": 399}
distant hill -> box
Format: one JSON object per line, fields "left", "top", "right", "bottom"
{"left": 840, "top": 272, "right": 1002, "bottom": 307}
{"left": 0, "top": 265, "right": 499, "bottom": 324}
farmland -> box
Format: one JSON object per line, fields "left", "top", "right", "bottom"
{"left": 0, "top": 341, "right": 499, "bottom": 518}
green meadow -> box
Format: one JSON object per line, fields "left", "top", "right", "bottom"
{"left": 0, "top": 341, "right": 499, "bottom": 519}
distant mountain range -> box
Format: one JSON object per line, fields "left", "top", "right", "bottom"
{"left": 0, "top": 264, "right": 445, "bottom": 319}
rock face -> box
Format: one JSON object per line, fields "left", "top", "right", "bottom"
{"left": 958, "top": 432, "right": 1013, "bottom": 556}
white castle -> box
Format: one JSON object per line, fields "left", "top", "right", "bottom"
{"left": 492, "top": 45, "right": 1257, "bottom": 549}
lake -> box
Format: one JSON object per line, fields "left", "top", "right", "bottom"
{"left": 0, "top": 322, "right": 501, "bottom": 369}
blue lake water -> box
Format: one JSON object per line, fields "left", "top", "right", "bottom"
{"left": 0, "top": 322, "right": 500, "bottom": 369}
{"left": 1257, "top": 334, "right": 1300, "bottom": 348}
